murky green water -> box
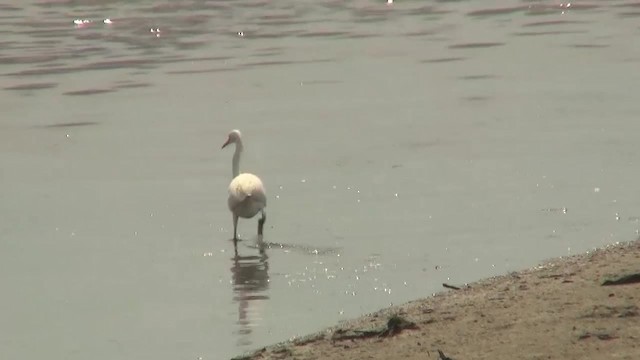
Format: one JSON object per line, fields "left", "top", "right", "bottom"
{"left": 2, "top": 1, "right": 640, "bottom": 359}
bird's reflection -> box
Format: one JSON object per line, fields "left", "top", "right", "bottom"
{"left": 230, "top": 236, "right": 270, "bottom": 347}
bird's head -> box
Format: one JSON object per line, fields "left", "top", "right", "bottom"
{"left": 222, "top": 129, "right": 242, "bottom": 149}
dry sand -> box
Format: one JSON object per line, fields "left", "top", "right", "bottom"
{"left": 232, "top": 239, "right": 640, "bottom": 360}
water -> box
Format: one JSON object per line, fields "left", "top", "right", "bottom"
{"left": 2, "top": 0, "right": 640, "bottom": 359}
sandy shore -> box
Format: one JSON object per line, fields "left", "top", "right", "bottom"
{"left": 232, "top": 239, "right": 640, "bottom": 360}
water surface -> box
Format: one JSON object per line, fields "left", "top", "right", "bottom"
{"left": 2, "top": 1, "right": 640, "bottom": 359}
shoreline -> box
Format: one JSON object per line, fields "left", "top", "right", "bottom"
{"left": 232, "top": 239, "right": 640, "bottom": 360}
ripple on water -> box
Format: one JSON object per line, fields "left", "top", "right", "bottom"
{"left": 617, "top": 11, "right": 640, "bottom": 18}
{"left": 23, "top": 29, "right": 72, "bottom": 39}
{"left": 616, "top": 2, "right": 640, "bottom": 8}
{"left": 298, "top": 31, "right": 350, "bottom": 38}
{"left": 421, "top": 57, "right": 466, "bottom": 64}
{"left": 174, "top": 40, "right": 209, "bottom": 50}
{"left": 114, "top": 82, "right": 152, "bottom": 89}
{"left": 238, "top": 58, "right": 335, "bottom": 70}
{"left": 524, "top": 4, "right": 599, "bottom": 16}
{"left": 0, "top": 54, "right": 63, "bottom": 65}
{"left": 469, "top": 3, "right": 599, "bottom": 18}
{"left": 512, "top": 30, "right": 587, "bottom": 37}
{"left": 63, "top": 88, "right": 115, "bottom": 96}
{"left": 239, "top": 59, "right": 299, "bottom": 68}
{"left": 165, "top": 67, "right": 237, "bottom": 75}
{"left": 0, "top": 4, "right": 21, "bottom": 11}
{"left": 467, "top": 6, "right": 526, "bottom": 18}
{"left": 449, "top": 42, "right": 504, "bottom": 49}
{"left": 569, "top": 44, "right": 610, "bottom": 49}
{"left": 4, "top": 57, "right": 160, "bottom": 77}
{"left": 462, "top": 96, "right": 492, "bottom": 102}
{"left": 338, "top": 33, "right": 377, "bottom": 39}
{"left": 299, "top": 80, "right": 342, "bottom": 86}
{"left": 4, "top": 82, "right": 58, "bottom": 91}
{"left": 351, "top": 6, "right": 393, "bottom": 21}
{"left": 37, "top": 121, "right": 99, "bottom": 128}
{"left": 522, "top": 20, "right": 589, "bottom": 28}
{"left": 458, "top": 74, "right": 498, "bottom": 81}
{"left": 5, "top": 66, "right": 74, "bottom": 77}
{"left": 81, "top": 59, "right": 156, "bottom": 71}
{"left": 238, "top": 29, "right": 304, "bottom": 39}
{"left": 404, "top": 5, "right": 452, "bottom": 17}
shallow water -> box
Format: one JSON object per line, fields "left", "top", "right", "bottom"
{"left": 2, "top": 1, "right": 640, "bottom": 359}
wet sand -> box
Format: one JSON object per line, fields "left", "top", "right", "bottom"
{"left": 232, "top": 239, "right": 640, "bottom": 360}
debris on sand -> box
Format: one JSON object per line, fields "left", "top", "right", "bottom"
{"left": 331, "top": 314, "right": 419, "bottom": 342}
{"left": 601, "top": 272, "right": 640, "bottom": 286}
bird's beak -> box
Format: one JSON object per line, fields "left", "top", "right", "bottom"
{"left": 221, "top": 137, "right": 230, "bottom": 149}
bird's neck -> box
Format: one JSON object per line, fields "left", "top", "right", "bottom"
{"left": 232, "top": 142, "right": 243, "bottom": 178}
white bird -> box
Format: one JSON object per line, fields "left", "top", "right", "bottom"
{"left": 221, "top": 129, "right": 267, "bottom": 241}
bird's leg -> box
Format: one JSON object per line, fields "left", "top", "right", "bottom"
{"left": 257, "top": 209, "right": 266, "bottom": 236}
{"left": 233, "top": 214, "right": 239, "bottom": 241}
{"left": 233, "top": 239, "right": 239, "bottom": 257}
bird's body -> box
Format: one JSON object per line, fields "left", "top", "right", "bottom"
{"left": 222, "top": 130, "right": 267, "bottom": 241}
{"left": 227, "top": 173, "right": 267, "bottom": 219}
